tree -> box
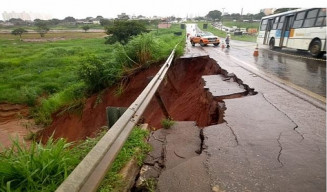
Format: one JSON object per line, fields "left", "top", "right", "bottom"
{"left": 63, "top": 16, "right": 76, "bottom": 23}
{"left": 11, "top": 28, "right": 27, "bottom": 40}
{"left": 82, "top": 25, "right": 90, "bottom": 32}
{"left": 35, "top": 21, "right": 49, "bottom": 37}
{"left": 100, "top": 19, "right": 112, "bottom": 26}
{"left": 206, "top": 10, "right": 222, "bottom": 21}
{"left": 194, "top": 16, "right": 205, "bottom": 21}
{"left": 49, "top": 18, "right": 60, "bottom": 25}
{"left": 105, "top": 20, "right": 148, "bottom": 44}
{"left": 253, "top": 12, "right": 265, "bottom": 20}
{"left": 9, "top": 18, "right": 25, "bottom": 25}
{"left": 96, "top": 15, "right": 104, "bottom": 20}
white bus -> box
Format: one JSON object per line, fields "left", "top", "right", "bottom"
{"left": 257, "top": 8, "right": 326, "bottom": 57}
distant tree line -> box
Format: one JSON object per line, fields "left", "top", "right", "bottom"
{"left": 197, "top": 8, "right": 298, "bottom": 22}
{"left": 203, "top": 10, "right": 266, "bottom": 22}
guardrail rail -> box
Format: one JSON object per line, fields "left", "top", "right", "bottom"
{"left": 56, "top": 45, "right": 178, "bottom": 192}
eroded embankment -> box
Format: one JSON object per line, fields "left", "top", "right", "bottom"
{"left": 0, "top": 103, "right": 37, "bottom": 149}
{"left": 40, "top": 55, "right": 253, "bottom": 142}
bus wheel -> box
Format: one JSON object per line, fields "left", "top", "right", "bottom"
{"left": 269, "top": 38, "right": 275, "bottom": 50}
{"left": 309, "top": 40, "right": 323, "bottom": 58}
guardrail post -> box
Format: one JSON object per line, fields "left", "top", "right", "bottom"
{"left": 155, "top": 91, "right": 170, "bottom": 118}
{"left": 106, "top": 107, "right": 127, "bottom": 128}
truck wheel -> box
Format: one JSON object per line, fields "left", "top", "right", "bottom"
{"left": 191, "top": 41, "right": 195, "bottom": 46}
{"left": 200, "top": 40, "right": 205, "bottom": 47}
{"left": 213, "top": 43, "right": 219, "bottom": 46}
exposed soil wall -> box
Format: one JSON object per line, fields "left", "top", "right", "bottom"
{"left": 40, "top": 56, "right": 223, "bottom": 142}
{"left": 0, "top": 103, "right": 36, "bottom": 149}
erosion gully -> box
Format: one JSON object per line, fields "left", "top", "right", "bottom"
{"left": 0, "top": 55, "right": 255, "bottom": 190}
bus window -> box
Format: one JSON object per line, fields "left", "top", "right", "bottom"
{"left": 277, "top": 16, "right": 285, "bottom": 29}
{"left": 303, "top": 9, "right": 319, "bottom": 27}
{"left": 293, "top": 11, "right": 305, "bottom": 28}
{"left": 260, "top": 19, "right": 268, "bottom": 31}
{"left": 273, "top": 17, "right": 279, "bottom": 29}
{"left": 267, "top": 19, "right": 273, "bottom": 30}
{"left": 315, "top": 8, "right": 326, "bottom": 26}
{"left": 279, "top": 16, "right": 285, "bottom": 23}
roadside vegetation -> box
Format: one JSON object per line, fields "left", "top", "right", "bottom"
{"left": 0, "top": 22, "right": 184, "bottom": 126}
{"left": 0, "top": 127, "right": 150, "bottom": 192}
{"left": 161, "top": 118, "right": 175, "bottom": 129}
{"left": 0, "top": 22, "right": 183, "bottom": 190}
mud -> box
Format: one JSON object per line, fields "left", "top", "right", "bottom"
{"left": 0, "top": 103, "right": 39, "bottom": 149}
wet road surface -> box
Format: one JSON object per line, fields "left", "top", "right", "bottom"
{"left": 144, "top": 24, "right": 325, "bottom": 192}
{"left": 189, "top": 24, "right": 326, "bottom": 99}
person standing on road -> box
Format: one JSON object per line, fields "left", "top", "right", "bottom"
{"left": 225, "top": 34, "right": 231, "bottom": 48}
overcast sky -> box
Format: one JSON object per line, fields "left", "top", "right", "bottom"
{"left": 1, "top": 0, "right": 327, "bottom": 20}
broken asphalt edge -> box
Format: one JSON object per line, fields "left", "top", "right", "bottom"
{"left": 212, "top": 53, "right": 326, "bottom": 111}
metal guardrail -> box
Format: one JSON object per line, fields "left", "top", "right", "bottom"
{"left": 56, "top": 45, "right": 178, "bottom": 192}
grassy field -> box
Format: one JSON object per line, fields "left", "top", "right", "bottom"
{"left": 0, "top": 24, "right": 105, "bottom": 30}
{"left": 0, "top": 32, "right": 106, "bottom": 40}
{"left": 223, "top": 21, "right": 260, "bottom": 29}
{"left": 0, "top": 25, "right": 184, "bottom": 125}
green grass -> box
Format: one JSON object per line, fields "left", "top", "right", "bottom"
{"left": 0, "top": 137, "right": 77, "bottom": 191}
{"left": 0, "top": 127, "right": 150, "bottom": 192}
{"left": 0, "top": 25, "right": 185, "bottom": 125}
{"left": 98, "top": 127, "right": 151, "bottom": 191}
{"left": 223, "top": 21, "right": 259, "bottom": 29}
{"left": 161, "top": 118, "right": 175, "bottom": 129}
{"left": 0, "top": 24, "right": 105, "bottom": 30}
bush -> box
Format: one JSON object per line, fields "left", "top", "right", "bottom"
{"left": 124, "top": 33, "right": 160, "bottom": 67}
{"left": 78, "top": 55, "right": 108, "bottom": 93}
{"left": 161, "top": 118, "right": 175, "bottom": 129}
{"left": 105, "top": 20, "right": 148, "bottom": 45}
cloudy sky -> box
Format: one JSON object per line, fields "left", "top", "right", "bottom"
{"left": 1, "top": 0, "right": 326, "bottom": 20}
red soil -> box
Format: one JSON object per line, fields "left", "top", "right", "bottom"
{"left": 40, "top": 56, "right": 221, "bottom": 142}
{"left": 0, "top": 103, "right": 38, "bottom": 149}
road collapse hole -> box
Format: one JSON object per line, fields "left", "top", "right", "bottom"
{"left": 142, "top": 55, "right": 256, "bottom": 129}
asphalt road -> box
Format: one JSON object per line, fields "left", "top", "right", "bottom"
{"left": 188, "top": 24, "right": 326, "bottom": 100}
{"left": 150, "top": 24, "right": 326, "bottom": 192}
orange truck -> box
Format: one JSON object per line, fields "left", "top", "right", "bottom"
{"left": 190, "top": 32, "right": 220, "bottom": 46}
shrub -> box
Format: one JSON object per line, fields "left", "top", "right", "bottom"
{"left": 105, "top": 20, "right": 148, "bottom": 45}
{"left": 124, "top": 33, "right": 160, "bottom": 67}
{"left": 78, "top": 55, "right": 108, "bottom": 93}
{"left": 161, "top": 118, "right": 175, "bottom": 129}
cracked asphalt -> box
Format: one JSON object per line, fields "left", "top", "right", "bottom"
{"left": 139, "top": 24, "right": 325, "bottom": 192}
